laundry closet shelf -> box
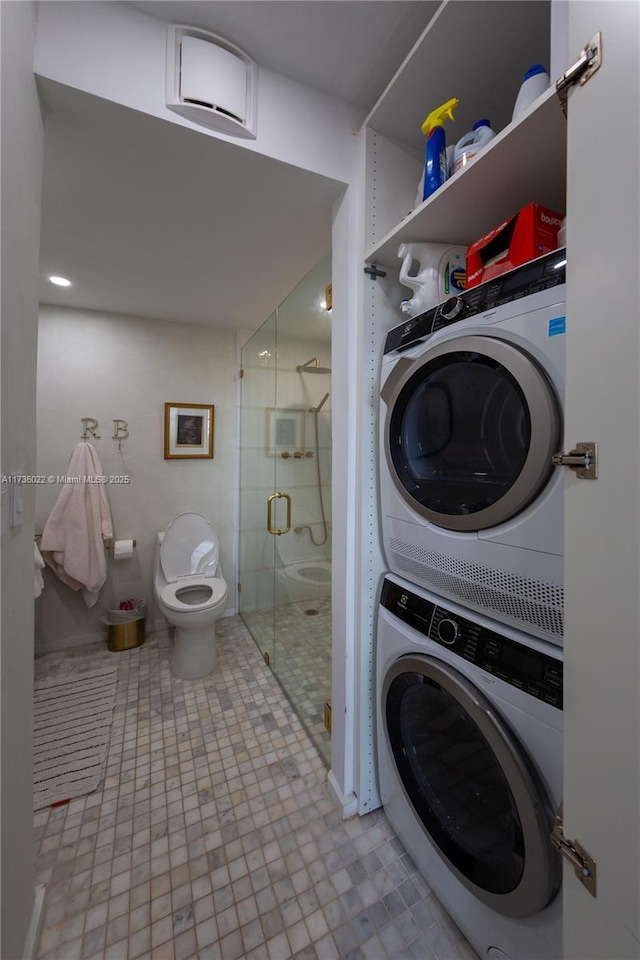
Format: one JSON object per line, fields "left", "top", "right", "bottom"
{"left": 365, "top": 0, "right": 552, "bottom": 156}
{"left": 364, "top": 87, "right": 567, "bottom": 270}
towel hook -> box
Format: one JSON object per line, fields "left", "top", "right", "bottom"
{"left": 81, "top": 418, "right": 101, "bottom": 440}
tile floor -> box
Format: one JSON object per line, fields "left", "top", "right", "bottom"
{"left": 33, "top": 616, "right": 477, "bottom": 960}
{"left": 240, "top": 597, "right": 332, "bottom": 766}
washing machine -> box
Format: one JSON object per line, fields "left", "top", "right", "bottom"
{"left": 379, "top": 249, "right": 566, "bottom": 644}
{"left": 376, "top": 572, "right": 563, "bottom": 960}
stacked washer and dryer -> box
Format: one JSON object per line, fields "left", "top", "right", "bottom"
{"left": 375, "top": 249, "right": 567, "bottom": 960}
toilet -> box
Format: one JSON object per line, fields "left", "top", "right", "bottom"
{"left": 153, "top": 512, "right": 228, "bottom": 679}
{"left": 275, "top": 511, "right": 331, "bottom": 604}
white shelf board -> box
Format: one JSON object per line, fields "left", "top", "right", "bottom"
{"left": 365, "top": 0, "right": 551, "bottom": 155}
{"left": 365, "top": 87, "right": 567, "bottom": 268}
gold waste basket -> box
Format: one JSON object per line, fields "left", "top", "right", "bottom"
{"left": 107, "top": 617, "right": 146, "bottom": 652}
{"left": 105, "top": 599, "right": 147, "bottom": 651}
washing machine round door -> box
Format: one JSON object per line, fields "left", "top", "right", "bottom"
{"left": 382, "top": 654, "right": 561, "bottom": 917}
{"left": 382, "top": 335, "right": 561, "bottom": 531}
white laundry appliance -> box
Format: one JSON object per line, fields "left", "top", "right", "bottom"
{"left": 379, "top": 250, "right": 566, "bottom": 644}
{"left": 376, "top": 573, "right": 563, "bottom": 960}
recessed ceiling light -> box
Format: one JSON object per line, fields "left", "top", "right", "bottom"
{"left": 48, "top": 275, "right": 72, "bottom": 287}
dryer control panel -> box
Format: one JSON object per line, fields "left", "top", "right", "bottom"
{"left": 384, "top": 247, "right": 566, "bottom": 355}
{"left": 381, "top": 578, "right": 563, "bottom": 709}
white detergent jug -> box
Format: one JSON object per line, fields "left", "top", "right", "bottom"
{"left": 398, "top": 242, "right": 467, "bottom": 317}
{"left": 449, "top": 119, "right": 495, "bottom": 177}
{"left": 512, "top": 64, "right": 550, "bottom": 123}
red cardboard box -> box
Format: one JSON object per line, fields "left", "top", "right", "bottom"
{"left": 466, "top": 203, "right": 564, "bottom": 288}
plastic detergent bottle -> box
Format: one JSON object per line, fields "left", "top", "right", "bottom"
{"left": 449, "top": 119, "right": 496, "bottom": 177}
{"left": 398, "top": 242, "right": 467, "bottom": 317}
{"left": 512, "top": 64, "right": 550, "bottom": 123}
{"left": 421, "top": 97, "right": 459, "bottom": 201}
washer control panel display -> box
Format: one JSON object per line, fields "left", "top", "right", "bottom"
{"left": 384, "top": 247, "right": 566, "bottom": 355}
{"left": 380, "top": 578, "right": 563, "bottom": 708}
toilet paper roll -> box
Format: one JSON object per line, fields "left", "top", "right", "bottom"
{"left": 113, "top": 539, "right": 135, "bottom": 560}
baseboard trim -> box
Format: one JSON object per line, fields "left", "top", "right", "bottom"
{"left": 23, "top": 884, "right": 46, "bottom": 960}
{"left": 327, "top": 771, "right": 358, "bottom": 819}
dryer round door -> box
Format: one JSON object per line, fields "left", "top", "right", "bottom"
{"left": 382, "top": 654, "right": 561, "bottom": 918}
{"left": 381, "top": 335, "right": 561, "bottom": 531}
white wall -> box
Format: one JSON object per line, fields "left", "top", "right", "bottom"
{"left": 36, "top": 306, "right": 238, "bottom": 652}
{"left": 0, "top": 2, "right": 43, "bottom": 955}
{"left": 34, "top": 1, "right": 361, "bottom": 184}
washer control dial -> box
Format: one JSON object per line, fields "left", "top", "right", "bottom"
{"left": 441, "top": 296, "right": 465, "bottom": 321}
{"left": 437, "top": 618, "right": 460, "bottom": 645}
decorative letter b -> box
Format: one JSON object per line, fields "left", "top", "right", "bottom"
{"left": 112, "top": 419, "right": 129, "bottom": 440}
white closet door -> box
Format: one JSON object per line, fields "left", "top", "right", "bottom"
{"left": 563, "top": 2, "right": 640, "bottom": 957}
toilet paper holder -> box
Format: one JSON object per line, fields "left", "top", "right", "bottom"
{"left": 106, "top": 539, "right": 136, "bottom": 549}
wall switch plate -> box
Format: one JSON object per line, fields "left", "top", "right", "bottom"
{"left": 9, "top": 476, "right": 24, "bottom": 527}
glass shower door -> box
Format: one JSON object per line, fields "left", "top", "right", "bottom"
{"left": 238, "top": 311, "right": 278, "bottom": 668}
{"left": 239, "top": 252, "right": 332, "bottom": 766}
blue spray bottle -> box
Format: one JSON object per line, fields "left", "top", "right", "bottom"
{"left": 421, "top": 97, "right": 459, "bottom": 201}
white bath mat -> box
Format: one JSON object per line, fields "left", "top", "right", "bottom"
{"left": 33, "top": 664, "right": 118, "bottom": 810}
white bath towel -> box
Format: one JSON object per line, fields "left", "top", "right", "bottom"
{"left": 34, "top": 541, "right": 45, "bottom": 599}
{"left": 40, "top": 442, "right": 113, "bottom": 608}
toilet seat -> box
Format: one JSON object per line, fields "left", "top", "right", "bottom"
{"left": 161, "top": 512, "right": 220, "bottom": 582}
{"left": 160, "top": 576, "right": 227, "bottom": 612}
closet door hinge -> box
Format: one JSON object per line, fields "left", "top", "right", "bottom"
{"left": 552, "top": 441, "right": 597, "bottom": 479}
{"left": 556, "top": 32, "right": 602, "bottom": 116}
{"left": 323, "top": 702, "right": 332, "bottom": 734}
{"left": 551, "top": 805, "right": 597, "bottom": 897}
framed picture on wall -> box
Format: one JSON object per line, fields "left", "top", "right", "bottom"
{"left": 266, "top": 407, "right": 305, "bottom": 458}
{"left": 164, "top": 403, "right": 214, "bottom": 459}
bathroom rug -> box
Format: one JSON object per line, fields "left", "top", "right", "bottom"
{"left": 33, "top": 663, "right": 118, "bottom": 809}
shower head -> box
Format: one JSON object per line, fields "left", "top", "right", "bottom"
{"left": 296, "top": 356, "right": 332, "bottom": 374}
{"left": 310, "top": 392, "right": 330, "bottom": 414}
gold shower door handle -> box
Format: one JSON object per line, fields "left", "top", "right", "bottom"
{"left": 267, "top": 492, "right": 291, "bottom": 536}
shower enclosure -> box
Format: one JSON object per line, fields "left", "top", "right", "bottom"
{"left": 239, "top": 253, "right": 332, "bottom": 765}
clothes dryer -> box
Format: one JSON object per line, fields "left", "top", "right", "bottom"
{"left": 376, "top": 573, "right": 563, "bottom": 960}
{"left": 379, "top": 250, "right": 566, "bottom": 644}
